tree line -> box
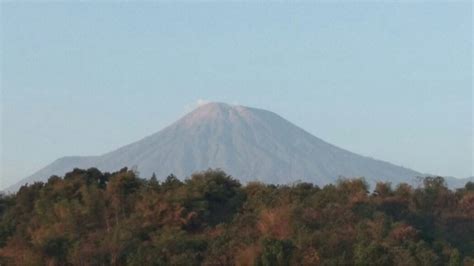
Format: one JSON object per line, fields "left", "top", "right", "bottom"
{"left": 0, "top": 168, "right": 473, "bottom": 265}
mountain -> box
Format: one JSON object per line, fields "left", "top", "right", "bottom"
{"left": 6, "top": 102, "right": 441, "bottom": 192}
{"left": 444, "top": 176, "right": 474, "bottom": 188}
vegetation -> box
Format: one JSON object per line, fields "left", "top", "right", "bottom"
{"left": 1, "top": 168, "right": 473, "bottom": 265}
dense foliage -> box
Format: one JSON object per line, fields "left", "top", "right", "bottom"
{"left": 1, "top": 168, "right": 473, "bottom": 265}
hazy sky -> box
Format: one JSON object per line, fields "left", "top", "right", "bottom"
{"left": 1, "top": 2, "right": 472, "bottom": 188}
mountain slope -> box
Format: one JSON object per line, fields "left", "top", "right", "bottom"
{"left": 8, "top": 102, "right": 427, "bottom": 191}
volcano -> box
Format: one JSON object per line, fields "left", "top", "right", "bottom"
{"left": 8, "top": 102, "right": 423, "bottom": 191}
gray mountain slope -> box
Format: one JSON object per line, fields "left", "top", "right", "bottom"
{"left": 444, "top": 176, "right": 474, "bottom": 188}
{"left": 7, "top": 102, "right": 464, "bottom": 192}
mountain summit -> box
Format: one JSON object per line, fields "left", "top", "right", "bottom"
{"left": 8, "top": 102, "right": 422, "bottom": 191}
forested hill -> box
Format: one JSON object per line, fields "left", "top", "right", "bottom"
{"left": 1, "top": 168, "right": 473, "bottom": 265}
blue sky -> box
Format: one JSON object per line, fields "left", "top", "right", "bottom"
{"left": 1, "top": 2, "right": 472, "bottom": 188}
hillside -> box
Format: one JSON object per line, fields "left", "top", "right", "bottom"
{"left": 1, "top": 169, "right": 473, "bottom": 265}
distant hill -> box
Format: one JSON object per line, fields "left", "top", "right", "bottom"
{"left": 8, "top": 102, "right": 463, "bottom": 192}
{"left": 444, "top": 176, "right": 474, "bottom": 188}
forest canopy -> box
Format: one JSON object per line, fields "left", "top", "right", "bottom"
{"left": 0, "top": 168, "right": 473, "bottom": 265}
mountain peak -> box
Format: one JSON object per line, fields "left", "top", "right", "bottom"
{"left": 195, "top": 102, "right": 235, "bottom": 112}
{"left": 179, "top": 102, "right": 250, "bottom": 127}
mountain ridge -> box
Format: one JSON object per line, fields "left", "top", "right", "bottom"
{"left": 6, "top": 102, "right": 463, "bottom": 192}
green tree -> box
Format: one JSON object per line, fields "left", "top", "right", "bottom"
{"left": 257, "top": 238, "right": 294, "bottom": 266}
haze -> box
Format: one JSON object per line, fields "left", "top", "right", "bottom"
{"left": 1, "top": 2, "right": 472, "bottom": 189}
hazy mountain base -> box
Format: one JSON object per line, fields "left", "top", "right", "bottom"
{"left": 6, "top": 158, "right": 472, "bottom": 193}
{"left": 1, "top": 168, "right": 473, "bottom": 265}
